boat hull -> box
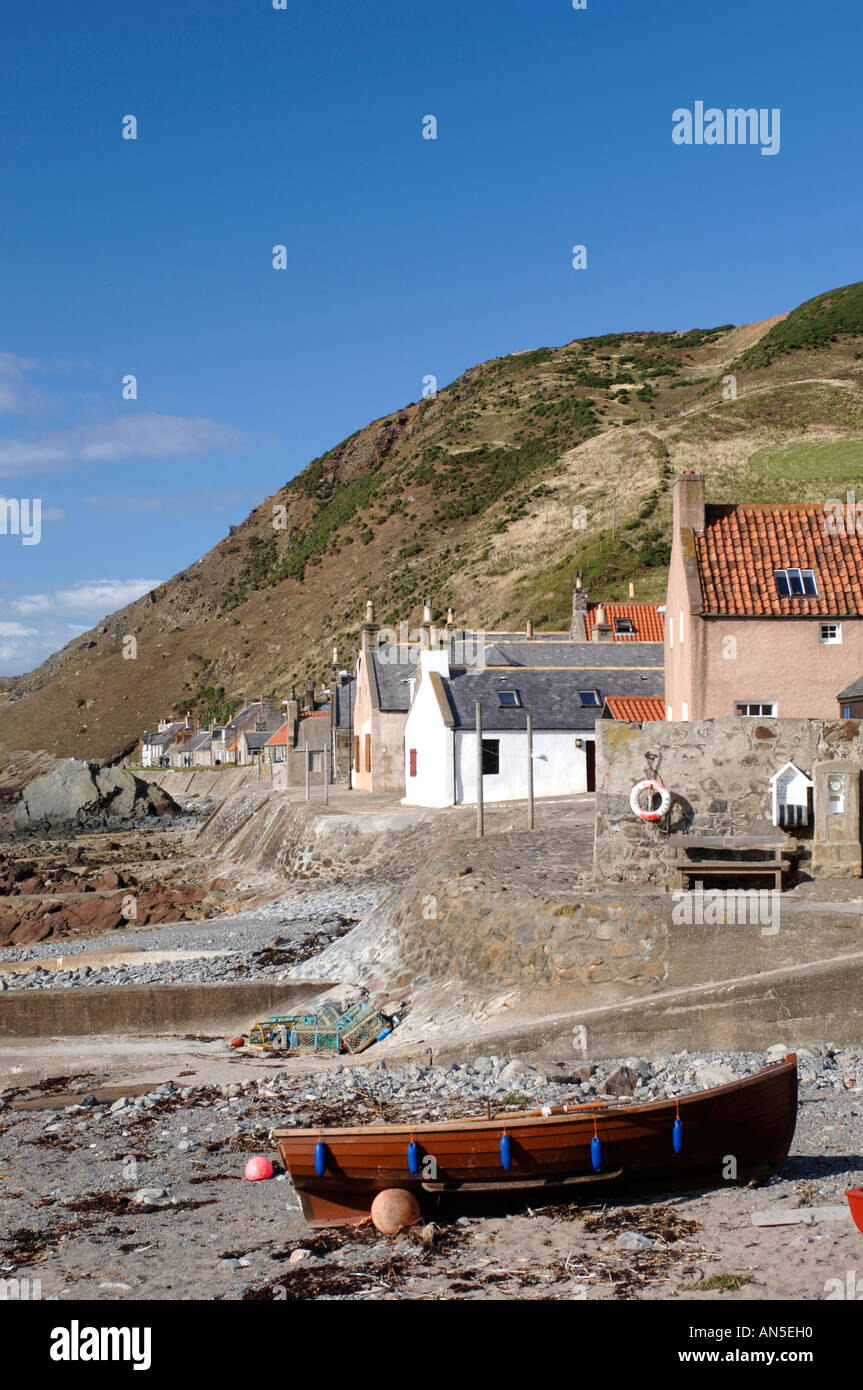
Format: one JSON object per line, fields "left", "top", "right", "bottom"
{"left": 275, "top": 1055, "right": 798, "bottom": 1227}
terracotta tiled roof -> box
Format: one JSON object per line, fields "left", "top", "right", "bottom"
{"left": 584, "top": 602, "right": 665, "bottom": 642}
{"left": 603, "top": 695, "right": 666, "bottom": 722}
{"left": 265, "top": 722, "right": 289, "bottom": 746}
{"left": 694, "top": 504, "right": 863, "bottom": 616}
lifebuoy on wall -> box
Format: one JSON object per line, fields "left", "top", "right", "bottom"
{"left": 630, "top": 779, "right": 671, "bottom": 822}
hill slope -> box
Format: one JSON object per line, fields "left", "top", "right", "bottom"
{"left": 5, "top": 281, "right": 863, "bottom": 763}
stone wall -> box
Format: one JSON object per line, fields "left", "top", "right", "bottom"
{"left": 594, "top": 716, "right": 863, "bottom": 885}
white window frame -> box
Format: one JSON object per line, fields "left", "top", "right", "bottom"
{"left": 735, "top": 701, "right": 777, "bottom": 716}
{"left": 819, "top": 622, "right": 842, "bottom": 644}
{"left": 774, "top": 567, "right": 818, "bottom": 598}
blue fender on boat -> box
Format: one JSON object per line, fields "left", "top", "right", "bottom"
{"left": 407, "top": 1140, "right": 420, "bottom": 1177}
{"left": 314, "top": 1140, "right": 327, "bottom": 1177}
{"left": 673, "top": 1117, "right": 684, "bottom": 1154}
{"left": 591, "top": 1135, "right": 602, "bottom": 1173}
{"left": 500, "top": 1133, "right": 512, "bottom": 1171}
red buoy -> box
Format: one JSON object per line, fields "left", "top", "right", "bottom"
{"left": 230, "top": 1037, "right": 244, "bottom": 1048}
{"left": 244, "top": 1156, "right": 274, "bottom": 1182}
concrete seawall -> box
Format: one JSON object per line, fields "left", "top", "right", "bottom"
{"left": 0, "top": 979, "right": 333, "bottom": 1038}
{"left": 383, "top": 949, "right": 863, "bottom": 1066}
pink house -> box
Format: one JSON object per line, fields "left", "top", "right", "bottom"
{"left": 666, "top": 472, "right": 863, "bottom": 720}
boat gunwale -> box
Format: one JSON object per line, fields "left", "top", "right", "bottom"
{"left": 274, "top": 1055, "right": 797, "bottom": 1143}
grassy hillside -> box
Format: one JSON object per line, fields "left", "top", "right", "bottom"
{"left": 741, "top": 282, "right": 863, "bottom": 368}
{"left": 4, "top": 281, "right": 863, "bottom": 764}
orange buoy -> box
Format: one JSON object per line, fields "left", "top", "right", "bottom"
{"left": 370, "top": 1188, "right": 421, "bottom": 1235}
{"left": 230, "top": 1037, "right": 244, "bottom": 1048}
{"left": 244, "top": 1156, "right": 274, "bottom": 1182}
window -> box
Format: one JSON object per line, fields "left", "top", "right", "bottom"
{"left": 820, "top": 623, "right": 841, "bottom": 644}
{"left": 409, "top": 748, "right": 417, "bottom": 777}
{"left": 481, "top": 739, "right": 500, "bottom": 775}
{"left": 577, "top": 690, "right": 601, "bottom": 707}
{"left": 843, "top": 705, "right": 851, "bottom": 718}
{"left": 364, "top": 733, "right": 371, "bottom": 773}
{"left": 614, "top": 618, "right": 634, "bottom": 635}
{"left": 681, "top": 700, "right": 688, "bottom": 720}
{"left": 735, "top": 702, "right": 777, "bottom": 716}
{"left": 354, "top": 736, "right": 360, "bottom": 773}
{"left": 495, "top": 689, "right": 521, "bottom": 707}
{"left": 774, "top": 568, "right": 818, "bottom": 597}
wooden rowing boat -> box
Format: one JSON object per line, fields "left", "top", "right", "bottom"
{"left": 275, "top": 1053, "right": 798, "bottom": 1228}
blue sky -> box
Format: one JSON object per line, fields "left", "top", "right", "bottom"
{"left": 1, "top": 0, "right": 860, "bottom": 673}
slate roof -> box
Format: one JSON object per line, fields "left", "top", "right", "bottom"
{"left": 372, "top": 648, "right": 416, "bottom": 712}
{"left": 182, "top": 730, "right": 212, "bottom": 754}
{"left": 837, "top": 676, "right": 863, "bottom": 701}
{"left": 694, "top": 504, "right": 863, "bottom": 617}
{"left": 145, "top": 723, "right": 183, "bottom": 748}
{"left": 585, "top": 602, "right": 665, "bottom": 642}
{"left": 484, "top": 641, "right": 663, "bottom": 670}
{"left": 602, "top": 695, "right": 666, "bottom": 722}
{"left": 436, "top": 666, "right": 665, "bottom": 731}
{"left": 242, "top": 732, "right": 269, "bottom": 751}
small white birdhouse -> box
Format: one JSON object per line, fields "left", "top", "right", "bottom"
{"left": 769, "top": 762, "right": 813, "bottom": 828}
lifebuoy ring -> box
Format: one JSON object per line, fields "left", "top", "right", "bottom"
{"left": 630, "top": 779, "right": 671, "bottom": 822}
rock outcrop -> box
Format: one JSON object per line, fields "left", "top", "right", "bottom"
{"left": 13, "top": 759, "right": 181, "bottom": 829}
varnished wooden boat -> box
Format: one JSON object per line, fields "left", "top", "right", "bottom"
{"left": 275, "top": 1053, "right": 798, "bottom": 1227}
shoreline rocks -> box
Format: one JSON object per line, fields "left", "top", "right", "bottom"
{"left": 13, "top": 759, "right": 181, "bottom": 830}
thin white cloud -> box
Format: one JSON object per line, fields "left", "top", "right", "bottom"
{"left": 9, "top": 577, "right": 161, "bottom": 619}
{"left": 0, "top": 413, "right": 244, "bottom": 477}
{"left": 84, "top": 487, "right": 256, "bottom": 513}
{"left": 84, "top": 495, "right": 166, "bottom": 513}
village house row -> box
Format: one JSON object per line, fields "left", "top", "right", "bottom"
{"left": 139, "top": 474, "right": 863, "bottom": 807}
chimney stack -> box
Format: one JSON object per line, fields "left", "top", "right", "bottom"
{"left": 672, "top": 472, "right": 705, "bottom": 536}
{"left": 446, "top": 606, "right": 456, "bottom": 628}
{"left": 628, "top": 582, "right": 636, "bottom": 599}
{"left": 570, "top": 572, "right": 590, "bottom": 641}
{"left": 526, "top": 618, "right": 534, "bottom": 639}
{"left": 591, "top": 603, "right": 613, "bottom": 643}
{"left": 361, "top": 598, "right": 380, "bottom": 656}
{"left": 421, "top": 597, "right": 433, "bottom": 649}
{"left": 305, "top": 679, "right": 315, "bottom": 709}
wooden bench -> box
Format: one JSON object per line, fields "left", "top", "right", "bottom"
{"left": 673, "top": 835, "right": 800, "bottom": 893}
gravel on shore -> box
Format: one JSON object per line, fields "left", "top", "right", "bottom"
{"left": 0, "top": 888, "right": 386, "bottom": 990}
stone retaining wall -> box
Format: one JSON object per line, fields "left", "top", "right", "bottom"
{"left": 595, "top": 717, "right": 863, "bottom": 886}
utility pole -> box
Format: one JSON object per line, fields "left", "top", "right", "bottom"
{"left": 476, "top": 701, "right": 484, "bottom": 838}
{"left": 305, "top": 746, "right": 311, "bottom": 802}
{"left": 526, "top": 712, "right": 534, "bottom": 830}
{"left": 323, "top": 747, "right": 329, "bottom": 805}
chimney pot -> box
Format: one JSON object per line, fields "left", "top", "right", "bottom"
{"left": 628, "top": 582, "right": 636, "bottom": 599}
{"left": 526, "top": 618, "right": 534, "bottom": 639}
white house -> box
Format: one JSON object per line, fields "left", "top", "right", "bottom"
{"left": 402, "top": 647, "right": 664, "bottom": 808}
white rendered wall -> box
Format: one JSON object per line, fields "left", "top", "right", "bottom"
{"left": 454, "top": 728, "right": 593, "bottom": 804}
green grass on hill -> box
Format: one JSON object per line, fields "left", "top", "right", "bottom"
{"left": 749, "top": 436, "right": 863, "bottom": 484}
{"left": 742, "top": 281, "right": 863, "bottom": 368}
